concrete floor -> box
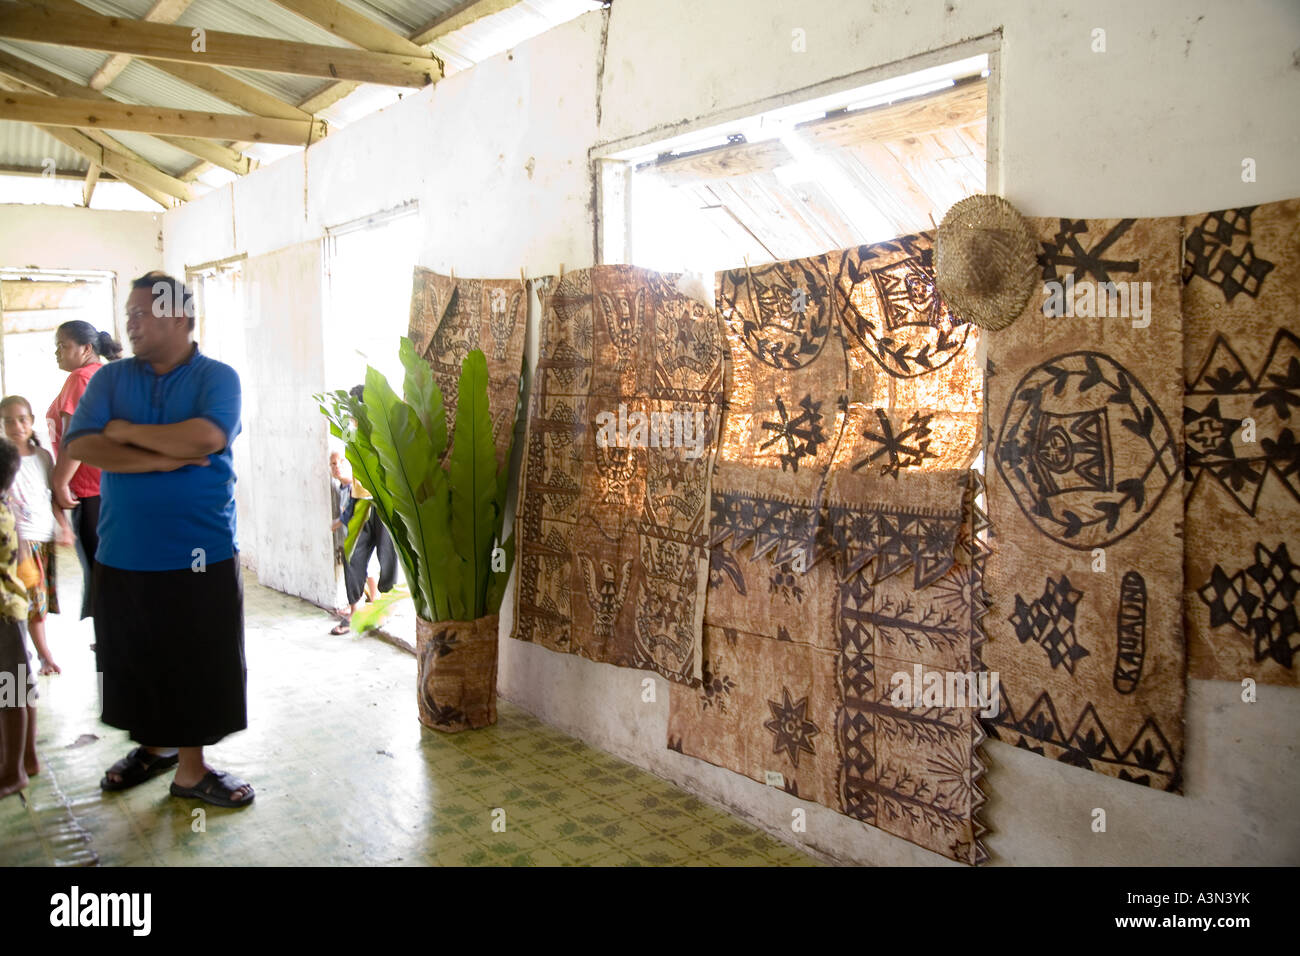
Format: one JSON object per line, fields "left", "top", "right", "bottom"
{"left": 0, "top": 548, "right": 818, "bottom": 866}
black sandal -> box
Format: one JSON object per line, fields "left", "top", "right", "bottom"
{"left": 100, "top": 746, "right": 179, "bottom": 791}
{"left": 170, "top": 770, "right": 255, "bottom": 808}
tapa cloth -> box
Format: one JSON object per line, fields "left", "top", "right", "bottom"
{"left": 982, "top": 216, "right": 1186, "bottom": 792}
{"left": 512, "top": 266, "right": 725, "bottom": 684}
{"left": 672, "top": 236, "right": 990, "bottom": 864}
{"left": 407, "top": 268, "right": 528, "bottom": 468}
{"left": 1182, "top": 199, "right": 1300, "bottom": 687}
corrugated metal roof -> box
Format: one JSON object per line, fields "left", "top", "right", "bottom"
{"left": 101, "top": 128, "right": 198, "bottom": 172}
{"left": 0, "top": 0, "right": 605, "bottom": 205}
{"left": 74, "top": 0, "right": 157, "bottom": 19}
{"left": 0, "top": 120, "right": 90, "bottom": 173}
{"left": 433, "top": 0, "right": 601, "bottom": 68}
{"left": 339, "top": 0, "right": 467, "bottom": 35}
{"left": 108, "top": 59, "right": 253, "bottom": 115}
{"left": 0, "top": 37, "right": 106, "bottom": 85}
{"left": 223, "top": 65, "right": 322, "bottom": 106}
{"left": 177, "top": 0, "right": 356, "bottom": 46}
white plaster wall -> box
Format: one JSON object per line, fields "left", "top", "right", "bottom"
{"left": 0, "top": 204, "right": 162, "bottom": 338}
{"left": 241, "top": 242, "right": 335, "bottom": 606}
{"left": 505, "top": 0, "right": 1300, "bottom": 867}
{"left": 157, "top": 0, "right": 1300, "bottom": 865}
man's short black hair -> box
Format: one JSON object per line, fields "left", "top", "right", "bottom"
{"left": 0, "top": 437, "right": 20, "bottom": 493}
{"left": 133, "top": 271, "right": 195, "bottom": 331}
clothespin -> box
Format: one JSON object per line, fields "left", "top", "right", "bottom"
{"left": 559, "top": 262, "right": 565, "bottom": 283}
{"left": 519, "top": 267, "right": 526, "bottom": 287}
{"left": 450, "top": 266, "right": 456, "bottom": 283}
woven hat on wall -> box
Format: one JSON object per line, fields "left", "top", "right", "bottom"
{"left": 935, "top": 194, "right": 1039, "bottom": 331}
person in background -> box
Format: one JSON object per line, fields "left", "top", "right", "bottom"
{"left": 329, "top": 450, "right": 351, "bottom": 559}
{"left": 1, "top": 396, "right": 74, "bottom": 676}
{"left": 0, "top": 437, "right": 38, "bottom": 800}
{"left": 47, "top": 320, "right": 121, "bottom": 620}
{"left": 65, "top": 272, "right": 253, "bottom": 808}
{"left": 329, "top": 388, "right": 397, "bottom": 635}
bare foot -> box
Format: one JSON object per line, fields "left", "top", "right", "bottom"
{"left": 38, "top": 658, "right": 61, "bottom": 676}
{"left": 0, "top": 769, "right": 30, "bottom": 799}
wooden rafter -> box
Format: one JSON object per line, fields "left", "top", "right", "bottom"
{"left": 0, "top": 90, "right": 327, "bottom": 145}
{"left": 81, "top": 161, "right": 99, "bottom": 205}
{"left": 0, "top": 50, "right": 250, "bottom": 175}
{"left": 0, "top": 2, "right": 441, "bottom": 87}
{"left": 88, "top": 0, "right": 193, "bottom": 91}
{"left": 270, "top": 0, "right": 433, "bottom": 58}
{"left": 0, "top": 73, "right": 181, "bottom": 205}
{"left": 36, "top": 0, "right": 311, "bottom": 120}
{"left": 294, "top": 0, "right": 507, "bottom": 118}
{"left": 32, "top": 126, "right": 186, "bottom": 206}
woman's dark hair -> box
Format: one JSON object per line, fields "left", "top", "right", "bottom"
{"left": 57, "top": 320, "right": 123, "bottom": 361}
{"left": 0, "top": 396, "right": 40, "bottom": 449}
{"left": 0, "top": 437, "right": 20, "bottom": 493}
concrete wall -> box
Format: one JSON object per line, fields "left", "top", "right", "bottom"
{"left": 0, "top": 204, "right": 162, "bottom": 338}
{"left": 158, "top": 0, "right": 1300, "bottom": 865}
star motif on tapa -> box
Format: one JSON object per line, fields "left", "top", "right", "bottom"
{"left": 764, "top": 687, "right": 820, "bottom": 768}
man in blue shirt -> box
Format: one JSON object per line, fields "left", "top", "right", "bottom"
{"left": 64, "top": 272, "right": 253, "bottom": 807}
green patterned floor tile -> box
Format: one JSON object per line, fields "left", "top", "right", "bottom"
{"left": 0, "top": 561, "right": 819, "bottom": 868}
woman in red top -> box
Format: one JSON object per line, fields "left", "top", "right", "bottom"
{"left": 47, "top": 320, "right": 122, "bottom": 619}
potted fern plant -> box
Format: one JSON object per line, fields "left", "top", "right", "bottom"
{"left": 317, "top": 339, "right": 520, "bottom": 732}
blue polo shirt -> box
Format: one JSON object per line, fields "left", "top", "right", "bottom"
{"left": 65, "top": 346, "right": 241, "bottom": 572}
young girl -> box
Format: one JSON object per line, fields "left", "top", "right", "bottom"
{"left": 0, "top": 397, "right": 73, "bottom": 676}
{"left": 0, "top": 436, "right": 37, "bottom": 800}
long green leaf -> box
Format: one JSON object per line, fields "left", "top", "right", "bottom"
{"left": 317, "top": 386, "right": 430, "bottom": 619}
{"left": 485, "top": 530, "right": 514, "bottom": 614}
{"left": 417, "top": 488, "right": 464, "bottom": 620}
{"left": 343, "top": 438, "right": 426, "bottom": 620}
{"left": 449, "top": 349, "right": 497, "bottom": 616}
{"left": 399, "top": 336, "right": 447, "bottom": 459}
{"left": 363, "top": 368, "right": 441, "bottom": 621}
{"left": 350, "top": 585, "right": 410, "bottom": 633}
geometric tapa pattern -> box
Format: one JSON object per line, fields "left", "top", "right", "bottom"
{"left": 1183, "top": 198, "right": 1300, "bottom": 687}
{"left": 983, "top": 215, "right": 1187, "bottom": 793}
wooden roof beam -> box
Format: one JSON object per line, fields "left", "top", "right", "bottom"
{"left": 87, "top": 0, "right": 193, "bottom": 91}
{"left": 35, "top": 0, "right": 313, "bottom": 121}
{"left": 0, "top": 50, "right": 251, "bottom": 173}
{"left": 0, "top": 89, "right": 326, "bottom": 145}
{"left": 0, "top": 2, "right": 440, "bottom": 87}
{"left": 269, "top": 0, "right": 433, "bottom": 58}
{"left": 32, "top": 125, "right": 185, "bottom": 206}
{"left": 81, "top": 161, "right": 98, "bottom": 204}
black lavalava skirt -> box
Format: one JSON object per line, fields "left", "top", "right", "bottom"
{"left": 93, "top": 557, "right": 247, "bottom": 747}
